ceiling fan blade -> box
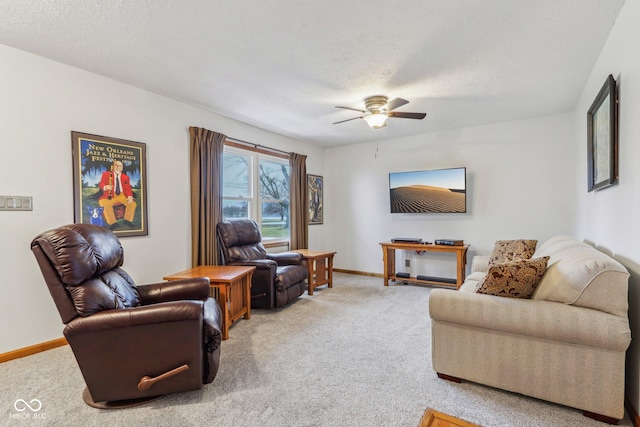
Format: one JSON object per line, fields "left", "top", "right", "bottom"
{"left": 388, "top": 111, "right": 426, "bottom": 120}
{"left": 384, "top": 98, "right": 409, "bottom": 112}
{"left": 333, "top": 116, "right": 364, "bottom": 124}
{"left": 335, "top": 106, "right": 367, "bottom": 113}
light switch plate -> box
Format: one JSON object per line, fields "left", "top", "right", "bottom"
{"left": 0, "top": 196, "right": 33, "bottom": 211}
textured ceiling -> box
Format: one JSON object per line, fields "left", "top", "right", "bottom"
{"left": 0, "top": 1, "right": 625, "bottom": 147}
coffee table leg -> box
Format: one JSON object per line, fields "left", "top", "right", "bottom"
{"left": 243, "top": 273, "right": 251, "bottom": 320}
{"left": 217, "top": 285, "right": 230, "bottom": 340}
{"left": 306, "top": 258, "right": 316, "bottom": 295}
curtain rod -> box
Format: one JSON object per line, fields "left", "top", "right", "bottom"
{"left": 226, "top": 137, "right": 291, "bottom": 156}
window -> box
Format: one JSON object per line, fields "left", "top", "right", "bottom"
{"left": 222, "top": 146, "right": 290, "bottom": 243}
{"left": 222, "top": 151, "right": 250, "bottom": 219}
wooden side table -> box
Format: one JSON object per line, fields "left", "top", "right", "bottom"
{"left": 291, "top": 249, "right": 337, "bottom": 295}
{"left": 163, "top": 265, "right": 255, "bottom": 340}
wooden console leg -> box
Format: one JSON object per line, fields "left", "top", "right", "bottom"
{"left": 437, "top": 372, "right": 462, "bottom": 383}
{"left": 583, "top": 411, "right": 619, "bottom": 425}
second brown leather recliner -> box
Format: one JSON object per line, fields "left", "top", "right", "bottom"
{"left": 217, "top": 219, "right": 308, "bottom": 309}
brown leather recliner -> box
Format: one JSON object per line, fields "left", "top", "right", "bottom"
{"left": 217, "top": 219, "right": 308, "bottom": 309}
{"left": 31, "top": 224, "right": 223, "bottom": 408}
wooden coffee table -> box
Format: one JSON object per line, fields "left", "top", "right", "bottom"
{"left": 418, "top": 409, "right": 479, "bottom": 427}
{"left": 163, "top": 265, "right": 255, "bottom": 340}
{"left": 291, "top": 249, "right": 336, "bottom": 295}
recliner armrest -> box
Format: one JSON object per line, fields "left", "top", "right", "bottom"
{"left": 228, "top": 259, "right": 277, "bottom": 270}
{"left": 267, "top": 252, "right": 303, "bottom": 266}
{"left": 138, "top": 278, "right": 210, "bottom": 305}
{"left": 64, "top": 300, "right": 205, "bottom": 336}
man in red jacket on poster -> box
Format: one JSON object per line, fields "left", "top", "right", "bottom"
{"left": 98, "top": 160, "right": 137, "bottom": 230}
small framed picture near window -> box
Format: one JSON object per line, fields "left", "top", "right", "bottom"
{"left": 71, "top": 131, "right": 148, "bottom": 237}
{"left": 307, "top": 174, "right": 323, "bottom": 225}
{"left": 587, "top": 74, "right": 618, "bottom": 192}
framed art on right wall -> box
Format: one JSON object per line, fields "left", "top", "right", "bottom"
{"left": 307, "top": 174, "right": 323, "bottom": 225}
{"left": 587, "top": 74, "right": 618, "bottom": 192}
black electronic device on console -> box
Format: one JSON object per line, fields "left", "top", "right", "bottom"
{"left": 391, "top": 237, "right": 422, "bottom": 244}
{"left": 416, "top": 275, "right": 457, "bottom": 284}
{"left": 434, "top": 239, "right": 464, "bottom": 246}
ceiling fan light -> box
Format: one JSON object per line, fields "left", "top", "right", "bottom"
{"left": 364, "top": 112, "right": 388, "bottom": 129}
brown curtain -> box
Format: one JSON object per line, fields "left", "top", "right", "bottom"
{"left": 289, "top": 152, "right": 308, "bottom": 249}
{"left": 189, "top": 127, "right": 226, "bottom": 266}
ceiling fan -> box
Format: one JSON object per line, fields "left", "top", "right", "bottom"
{"left": 333, "top": 95, "right": 426, "bottom": 129}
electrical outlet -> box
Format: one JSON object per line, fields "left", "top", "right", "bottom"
{"left": 404, "top": 259, "right": 410, "bottom": 268}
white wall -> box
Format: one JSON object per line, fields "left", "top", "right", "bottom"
{"left": 572, "top": 0, "right": 640, "bottom": 412}
{"left": 0, "top": 44, "right": 323, "bottom": 353}
{"left": 324, "top": 113, "right": 576, "bottom": 277}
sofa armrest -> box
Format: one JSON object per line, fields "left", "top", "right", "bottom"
{"left": 138, "top": 278, "right": 210, "bottom": 304}
{"left": 471, "top": 255, "right": 490, "bottom": 273}
{"left": 429, "top": 289, "right": 631, "bottom": 351}
{"left": 267, "top": 252, "right": 303, "bottom": 266}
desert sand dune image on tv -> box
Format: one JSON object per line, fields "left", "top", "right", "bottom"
{"left": 389, "top": 168, "right": 466, "bottom": 213}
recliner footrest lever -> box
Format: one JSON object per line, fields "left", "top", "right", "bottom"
{"left": 137, "top": 364, "right": 189, "bottom": 391}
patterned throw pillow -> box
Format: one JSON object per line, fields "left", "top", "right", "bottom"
{"left": 488, "top": 239, "right": 538, "bottom": 266}
{"left": 476, "top": 256, "right": 550, "bottom": 298}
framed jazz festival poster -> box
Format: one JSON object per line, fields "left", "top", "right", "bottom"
{"left": 71, "top": 132, "right": 148, "bottom": 237}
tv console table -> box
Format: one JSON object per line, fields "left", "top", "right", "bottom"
{"left": 380, "top": 242, "right": 469, "bottom": 289}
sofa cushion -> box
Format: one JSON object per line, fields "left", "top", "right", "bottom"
{"left": 532, "top": 235, "right": 576, "bottom": 256}
{"left": 532, "top": 237, "right": 629, "bottom": 317}
{"left": 430, "top": 288, "right": 631, "bottom": 351}
{"left": 476, "top": 257, "right": 549, "bottom": 298}
{"left": 488, "top": 239, "right": 538, "bottom": 266}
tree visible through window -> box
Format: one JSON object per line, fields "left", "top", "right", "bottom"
{"left": 260, "top": 160, "right": 290, "bottom": 239}
{"left": 222, "top": 147, "right": 290, "bottom": 242}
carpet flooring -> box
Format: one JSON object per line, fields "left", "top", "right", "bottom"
{"left": 0, "top": 273, "right": 633, "bottom": 426}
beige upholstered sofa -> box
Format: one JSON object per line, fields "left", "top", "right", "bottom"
{"left": 429, "top": 235, "right": 631, "bottom": 423}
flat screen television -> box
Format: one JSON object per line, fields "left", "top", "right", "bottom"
{"left": 389, "top": 167, "right": 466, "bottom": 213}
